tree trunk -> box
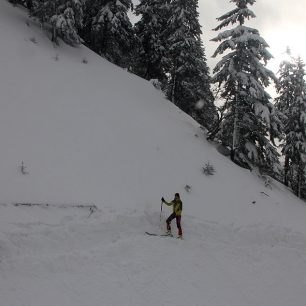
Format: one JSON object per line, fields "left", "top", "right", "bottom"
{"left": 51, "top": 27, "right": 58, "bottom": 45}
{"left": 297, "top": 160, "right": 303, "bottom": 198}
{"left": 284, "top": 154, "right": 290, "bottom": 186}
{"left": 232, "top": 94, "right": 240, "bottom": 161}
{"left": 171, "top": 60, "right": 177, "bottom": 106}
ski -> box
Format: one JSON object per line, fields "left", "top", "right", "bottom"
{"left": 145, "top": 231, "right": 172, "bottom": 237}
{"left": 145, "top": 232, "right": 183, "bottom": 239}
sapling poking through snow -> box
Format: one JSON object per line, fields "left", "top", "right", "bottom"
{"left": 202, "top": 162, "right": 215, "bottom": 176}
{"left": 20, "top": 161, "right": 29, "bottom": 175}
{"left": 29, "top": 37, "right": 37, "bottom": 44}
{"left": 185, "top": 185, "right": 192, "bottom": 193}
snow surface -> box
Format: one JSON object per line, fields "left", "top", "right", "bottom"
{"left": 1, "top": 2, "right": 306, "bottom": 305}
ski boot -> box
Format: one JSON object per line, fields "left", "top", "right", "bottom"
{"left": 165, "top": 230, "right": 173, "bottom": 237}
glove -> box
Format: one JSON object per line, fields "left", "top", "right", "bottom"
{"left": 161, "top": 197, "right": 165, "bottom": 203}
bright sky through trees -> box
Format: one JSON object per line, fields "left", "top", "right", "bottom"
{"left": 199, "top": 0, "right": 306, "bottom": 73}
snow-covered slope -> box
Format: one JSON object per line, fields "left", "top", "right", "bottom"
{"left": 1, "top": 2, "right": 306, "bottom": 306}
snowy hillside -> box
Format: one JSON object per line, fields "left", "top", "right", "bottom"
{"left": 1, "top": 2, "right": 306, "bottom": 306}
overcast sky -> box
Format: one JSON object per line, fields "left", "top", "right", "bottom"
{"left": 199, "top": 0, "right": 306, "bottom": 74}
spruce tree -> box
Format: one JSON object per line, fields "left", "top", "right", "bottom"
{"left": 211, "top": 0, "right": 280, "bottom": 173}
{"left": 84, "top": 0, "right": 135, "bottom": 68}
{"left": 164, "top": 0, "right": 215, "bottom": 130}
{"left": 133, "top": 0, "right": 169, "bottom": 82}
{"left": 31, "top": 0, "right": 83, "bottom": 45}
{"left": 276, "top": 56, "right": 306, "bottom": 197}
{"left": 275, "top": 49, "right": 297, "bottom": 124}
{"left": 81, "top": 0, "right": 101, "bottom": 48}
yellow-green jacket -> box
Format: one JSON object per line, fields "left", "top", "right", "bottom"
{"left": 164, "top": 199, "right": 183, "bottom": 216}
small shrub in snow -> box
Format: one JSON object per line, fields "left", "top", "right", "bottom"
{"left": 88, "top": 205, "right": 97, "bottom": 217}
{"left": 29, "top": 37, "right": 37, "bottom": 44}
{"left": 150, "top": 79, "right": 162, "bottom": 90}
{"left": 260, "top": 174, "right": 272, "bottom": 190}
{"left": 20, "top": 161, "right": 29, "bottom": 175}
{"left": 202, "top": 162, "right": 215, "bottom": 176}
{"left": 185, "top": 185, "right": 192, "bottom": 193}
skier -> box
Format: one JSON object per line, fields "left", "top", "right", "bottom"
{"left": 161, "top": 193, "right": 183, "bottom": 238}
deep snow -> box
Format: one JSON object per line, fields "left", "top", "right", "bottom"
{"left": 1, "top": 1, "right": 306, "bottom": 305}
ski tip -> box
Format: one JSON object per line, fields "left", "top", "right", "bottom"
{"left": 145, "top": 232, "right": 158, "bottom": 236}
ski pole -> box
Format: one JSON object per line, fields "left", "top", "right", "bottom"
{"left": 160, "top": 200, "right": 163, "bottom": 223}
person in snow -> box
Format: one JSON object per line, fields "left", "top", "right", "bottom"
{"left": 161, "top": 193, "right": 183, "bottom": 238}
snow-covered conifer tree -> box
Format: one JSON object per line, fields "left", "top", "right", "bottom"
{"left": 276, "top": 56, "right": 306, "bottom": 197}
{"left": 164, "top": 0, "right": 215, "bottom": 129}
{"left": 133, "top": 0, "right": 169, "bottom": 82}
{"left": 31, "top": 0, "right": 83, "bottom": 45}
{"left": 80, "top": 0, "right": 102, "bottom": 48}
{"left": 275, "top": 49, "right": 297, "bottom": 124}
{"left": 211, "top": 0, "right": 280, "bottom": 173}
{"left": 86, "top": 0, "right": 135, "bottom": 68}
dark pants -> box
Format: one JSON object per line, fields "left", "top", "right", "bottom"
{"left": 166, "top": 213, "right": 182, "bottom": 236}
